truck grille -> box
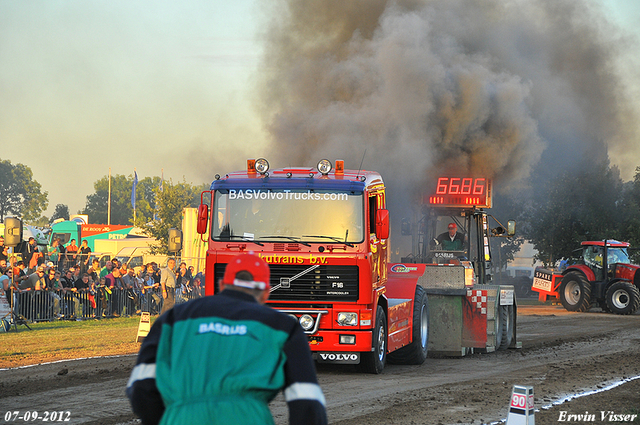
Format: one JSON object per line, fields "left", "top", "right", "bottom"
{"left": 214, "top": 264, "right": 359, "bottom": 302}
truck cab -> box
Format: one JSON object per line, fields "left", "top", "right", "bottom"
{"left": 199, "top": 159, "right": 416, "bottom": 373}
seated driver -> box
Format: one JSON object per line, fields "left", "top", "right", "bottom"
{"left": 436, "top": 222, "right": 465, "bottom": 251}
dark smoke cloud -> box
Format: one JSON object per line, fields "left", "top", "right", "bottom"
{"left": 257, "top": 0, "right": 637, "bottom": 198}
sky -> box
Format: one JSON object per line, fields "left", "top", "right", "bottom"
{"left": 1, "top": 0, "right": 639, "bottom": 220}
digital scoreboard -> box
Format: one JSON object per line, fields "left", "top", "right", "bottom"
{"left": 426, "top": 177, "right": 492, "bottom": 208}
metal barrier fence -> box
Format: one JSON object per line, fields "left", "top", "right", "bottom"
{"left": 9, "top": 287, "right": 203, "bottom": 322}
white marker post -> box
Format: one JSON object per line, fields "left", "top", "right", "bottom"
{"left": 506, "top": 385, "right": 535, "bottom": 425}
{"left": 136, "top": 312, "right": 151, "bottom": 343}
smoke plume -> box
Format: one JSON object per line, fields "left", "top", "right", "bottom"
{"left": 258, "top": 0, "right": 637, "bottom": 200}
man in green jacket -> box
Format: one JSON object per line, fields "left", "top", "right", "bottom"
{"left": 126, "top": 253, "right": 327, "bottom": 425}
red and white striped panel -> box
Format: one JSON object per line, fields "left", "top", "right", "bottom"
{"left": 467, "top": 289, "right": 488, "bottom": 315}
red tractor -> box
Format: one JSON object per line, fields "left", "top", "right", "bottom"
{"left": 532, "top": 240, "right": 640, "bottom": 315}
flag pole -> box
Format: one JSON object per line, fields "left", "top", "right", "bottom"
{"left": 108, "top": 167, "right": 112, "bottom": 225}
{"left": 133, "top": 168, "right": 137, "bottom": 225}
{"left": 154, "top": 168, "right": 163, "bottom": 221}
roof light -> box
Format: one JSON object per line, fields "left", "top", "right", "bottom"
{"left": 335, "top": 160, "right": 344, "bottom": 175}
{"left": 255, "top": 158, "right": 270, "bottom": 175}
{"left": 317, "top": 159, "right": 332, "bottom": 175}
{"left": 247, "top": 159, "right": 256, "bottom": 173}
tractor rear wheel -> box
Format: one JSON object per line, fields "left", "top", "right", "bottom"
{"left": 559, "top": 272, "right": 592, "bottom": 312}
{"left": 605, "top": 282, "right": 640, "bottom": 315}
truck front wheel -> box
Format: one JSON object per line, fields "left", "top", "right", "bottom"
{"left": 388, "top": 285, "right": 429, "bottom": 365}
{"left": 357, "top": 305, "right": 387, "bottom": 374}
{"left": 559, "top": 272, "right": 591, "bottom": 312}
{"left": 605, "top": 282, "right": 640, "bottom": 315}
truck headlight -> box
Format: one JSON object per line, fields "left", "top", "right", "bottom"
{"left": 337, "top": 312, "right": 358, "bottom": 326}
{"left": 299, "top": 314, "right": 314, "bottom": 331}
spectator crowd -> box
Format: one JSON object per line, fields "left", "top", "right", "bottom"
{"left": 0, "top": 235, "right": 204, "bottom": 322}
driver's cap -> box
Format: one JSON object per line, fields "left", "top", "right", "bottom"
{"left": 448, "top": 223, "right": 457, "bottom": 229}
{"left": 222, "top": 253, "right": 271, "bottom": 291}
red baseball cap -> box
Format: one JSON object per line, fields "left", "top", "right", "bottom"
{"left": 222, "top": 253, "right": 270, "bottom": 291}
{"left": 448, "top": 223, "right": 457, "bottom": 229}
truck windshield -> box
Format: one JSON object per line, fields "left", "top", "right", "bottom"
{"left": 50, "top": 232, "right": 71, "bottom": 245}
{"left": 211, "top": 189, "right": 365, "bottom": 244}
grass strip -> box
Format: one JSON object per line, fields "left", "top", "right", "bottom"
{"left": 0, "top": 317, "right": 155, "bottom": 369}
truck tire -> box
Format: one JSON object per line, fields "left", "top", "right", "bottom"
{"left": 357, "top": 305, "right": 387, "bottom": 374}
{"left": 388, "top": 286, "right": 429, "bottom": 365}
{"left": 496, "top": 304, "right": 514, "bottom": 350}
{"left": 605, "top": 282, "right": 640, "bottom": 315}
{"left": 559, "top": 272, "right": 591, "bottom": 312}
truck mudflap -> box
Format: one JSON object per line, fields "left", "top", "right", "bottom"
{"left": 314, "top": 352, "right": 361, "bottom": 364}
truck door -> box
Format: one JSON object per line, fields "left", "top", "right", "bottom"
{"left": 369, "top": 191, "right": 387, "bottom": 287}
{"left": 583, "top": 245, "right": 605, "bottom": 281}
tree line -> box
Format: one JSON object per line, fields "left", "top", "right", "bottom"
{"left": 525, "top": 163, "right": 640, "bottom": 265}
{"left": 491, "top": 161, "right": 640, "bottom": 267}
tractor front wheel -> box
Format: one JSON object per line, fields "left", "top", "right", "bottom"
{"left": 605, "top": 282, "right": 640, "bottom": 315}
{"left": 559, "top": 272, "right": 592, "bottom": 312}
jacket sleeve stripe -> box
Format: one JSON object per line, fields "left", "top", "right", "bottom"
{"left": 284, "top": 382, "right": 326, "bottom": 406}
{"left": 127, "top": 363, "right": 156, "bottom": 388}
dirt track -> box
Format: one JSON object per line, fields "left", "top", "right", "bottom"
{"left": 1, "top": 304, "right": 639, "bottom": 424}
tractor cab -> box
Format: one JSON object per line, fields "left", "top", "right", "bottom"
{"left": 580, "top": 240, "right": 632, "bottom": 282}
{"left": 400, "top": 177, "right": 515, "bottom": 286}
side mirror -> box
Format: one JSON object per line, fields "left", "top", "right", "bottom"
{"left": 401, "top": 218, "right": 411, "bottom": 236}
{"left": 376, "top": 209, "right": 390, "bottom": 240}
{"left": 168, "top": 228, "right": 183, "bottom": 253}
{"left": 507, "top": 220, "right": 516, "bottom": 237}
{"left": 197, "top": 204, "right": 209, "bottom": 235}
{"left": 4, "top": 217, "right": 23, "bottom": 247}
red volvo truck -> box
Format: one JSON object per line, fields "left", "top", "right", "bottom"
{"left": 194, "top": 159, "right": 518, "bottom": 373}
